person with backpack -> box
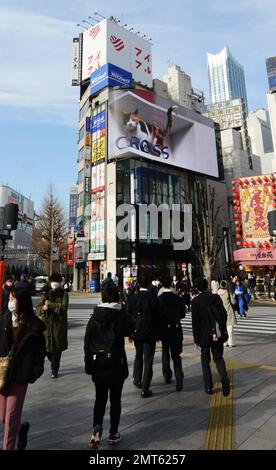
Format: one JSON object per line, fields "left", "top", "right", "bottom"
{"left": 127, "top": 275, "right": 159, "bottom": 398}
{"left": 217, "top": 281, "right": 237, "bottom": 348}
{"left": 36, "top": 273, "right": 68, "bottom": 379}
{"left": 84, "top": 286, "right": 131, "bottom": 451}
{"left": 191, "top": 277, "right": 230, "bottom": 397}
{"left": 158, "top": 274, "right": 186, "bottom": 391}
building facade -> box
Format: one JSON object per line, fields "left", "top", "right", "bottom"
{"left": 247, "top": 108, "right": 276, "bottom": 174}
{"left": 207, "top": 47, "right": 248, "bottom": 114}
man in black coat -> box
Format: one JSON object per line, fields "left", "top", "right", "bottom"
{"left": 158, "top": 274, "right": 185, "bottom": 391}
{"left": 127, "top": 276, "right": 159, "bottom": 398}
{"left": 191, "top": 277, "right": 230, "bottom": 397}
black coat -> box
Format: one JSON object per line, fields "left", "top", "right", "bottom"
{"left": 0, "top": 311, "right": 46, "bottom": 390}
{"left": 84, "top": 304, "right": 131, "bottom": 383}
{"left": 191, "top": 292, "right": 228, "bottom": 347}
{"left": 158, "top": 291, "right": 185, "bottom": 351}
{"left": 127, "top": 290, "right": 159, "bottom": 341}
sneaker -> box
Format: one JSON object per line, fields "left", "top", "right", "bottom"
{"left": 133, "top": 380, "right": 142, "bottom": 388}
{"left": 51, "top": 373, "right": 58, "bottom": 379}
{"left": 17, "top": 422, "right": 30, "bottom": 450}
{"left": 108, "top": 432, "right": 121, "bottom": 445}
{"left": 141, "top": 390, "right": 153, "bottom": 398}
{"left": 88, "top": 425, "right": 103, "bottom": 451}
{"left": 222, "top": 380, "right": 231, "bottom": 397}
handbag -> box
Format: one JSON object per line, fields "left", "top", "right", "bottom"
{"left": 0, "top": 353, "right": 12, "bottom": 392}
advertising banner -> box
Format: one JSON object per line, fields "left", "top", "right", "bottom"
{"left": 71, "top": 37, "right": 80, "bottom": 86}
{"left": 92, "top": 107, "right": 106, "bottom": 163}
{"left": 90, "top": 63, "right": 132, "bottom": 95}
{"left": 239, "top": 179, "right": 274, "bottom": 245}
{"left": 67, "top": 234, "right": 75, "bottom": 266}
{"left": 69, "top": 191, "right": 78, "bottom": 228}
{"left": 82, "top": 18, "right": 152, "bottom": 87}
{"left": 91, "top": 162, "right": 105, "bottom": 193}
{"left": 90, "top": 191, "right": 105, "bottom": 260}
{"left": 108, "top": 89, "right": 219, "bottom": 177}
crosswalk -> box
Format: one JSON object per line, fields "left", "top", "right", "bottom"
{"left": 68, "top": 306, "right": 276, "bottom": 337}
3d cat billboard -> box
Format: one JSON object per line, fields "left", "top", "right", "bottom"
{"left": 108, "top": 89, "right": 219, "bottom": 178}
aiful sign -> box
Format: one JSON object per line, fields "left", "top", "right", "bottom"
{"left": 90, "top": 63, "right": 132, "bottom": 95}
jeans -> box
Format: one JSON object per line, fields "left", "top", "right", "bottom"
{"left": 201, "top": 341, "right": 229, "bottom": 391}
{"left": 0, "top": 382, "right": 28, "bottom": 450}
{"left": 93, "top": 379, "right": 124, "bottom": 434}
{"left": 47, "top": 352, "right": 62, "bottom": 376}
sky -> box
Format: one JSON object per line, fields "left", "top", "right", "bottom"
{"left": 0, "top": 0, "right": 275, "bottom": 214}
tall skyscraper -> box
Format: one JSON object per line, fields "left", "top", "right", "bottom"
{"left": 207, "top": 47, "right": 248, "bottom": 114}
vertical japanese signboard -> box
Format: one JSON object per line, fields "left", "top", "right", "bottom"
{"left": 91, "top": 106, "right": 106, "bottom": 163}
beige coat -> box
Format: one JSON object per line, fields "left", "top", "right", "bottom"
{"left": 217, "top": 288, "right": 237, "bottom": 327}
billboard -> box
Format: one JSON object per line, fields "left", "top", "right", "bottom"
{"left": 69, "top": 188, "right": 78, "bottom": 228}
{"left": 266, "top": 56, "right": 276, "bottom": 91}
{"left": 108, "top": 89, "right": 219, "bottom": 178}
{"left": 81, "top": 18, "right": 152, "bottom": 87}
{"left": 90, "top": 190, "right": 105, "bottom": 260}
{"left": 206, "top": 99, "right": 245, "bottom": 130}
{"left": 67, "top": 233, "right": 75, "bottom": 266}
{"left": 0, "top": 186, "right": 34, "bottom": 220}
{"left": 71, "top": 37, "right": 80, "bottom": 86}
{"left": 90, "top": 63, "right": 132, "bottom": 95}
{"left": 239, "top": 177, "right": 274, "bottom": 245}
{"left": 91, "top": 106, "right": 106, "bottom": 163}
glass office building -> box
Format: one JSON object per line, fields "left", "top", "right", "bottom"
{"left": 207, "top": 47, "right": 248, "bottom": 114}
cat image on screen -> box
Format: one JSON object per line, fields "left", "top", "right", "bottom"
{"left": 122, "top": 105, "right": 177, "bottom": 149}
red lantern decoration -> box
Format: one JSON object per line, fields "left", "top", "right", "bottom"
{"left": 235, "top": 227, "right": 240, "bottom": 232}
{"left": 234, "top": 206, "right": 240, "bottom": 212}
{"left": 236, "top": 234, "right": 242, "bottom": 239}
{"left": 244, "top": 179, "right": 249, "bottom": 185}
{"left": 272, "top": 189, "right": 276, "bottom": 195}
{"left": 256, "top": 177, "right": 262, "bottom": 183}
{"left": 234, "top": 221, "right": 240, "bottom": 225}
{"left": 264, "top": 176, "right": 269, "bottom": 182}
{"left": 273, "top": 203, "right": 276, "bottom": 208}
{"left": 233, "top": 199, "right": 239, "bottom": 204}
{"left": 251, "top": 178, "right": 256, "bottom": 184}
{"left": 243, "top": 241, "right": 249, "bottom": 247}
{"left": 237, "top": 241, "right": 242, "bottom": 247}
{"left": 233, "top": 193, "right": 239, "bottom": 199}
{"left": 250, "top": 241, "right": 255, "bottom": 247}
{"left": 234, "top": 214, "right": 240, "bottom": 219}
{"left": 238, "top": 179, "right": 243, "bottom": 185}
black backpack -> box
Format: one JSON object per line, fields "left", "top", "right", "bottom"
{"left": 207, "top": 303, "right": 228, "bottom": 343}
{"left": 90, "top": 316, "right": 117, "bottom": 368}
{"left": 132, "top": 299, "right": 152, "bottom": 341}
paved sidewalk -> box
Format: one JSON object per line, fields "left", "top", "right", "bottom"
{"left": 1, "top": 312, "right": 276, "bottom": 450}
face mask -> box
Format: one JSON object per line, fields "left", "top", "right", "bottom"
{"left": 50, "top": 282, "right": 60, "bottom": 290}
{"left": 8, "top": 300, "right": 17, "bottom": 314}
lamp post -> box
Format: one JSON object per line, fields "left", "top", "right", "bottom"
{"left": 49, "top": 212, "right": 54, "bottom": 277}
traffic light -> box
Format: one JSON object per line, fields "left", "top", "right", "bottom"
{"left": 3, "top": 203, "right": 19, "bottom": 230}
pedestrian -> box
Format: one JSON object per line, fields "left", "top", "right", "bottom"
{"left": 149, "top": 277, "right": 161, "bottom": 296}
{"left": 191, "top": 277, "right": 230, "bottom": 397}
{"left": 0, "top": 285, "right": 46, "bottom": 450}
{"left": 217, "top": 281, "right": 237, "bottom": 348}
{"left": 84, "top": 286, "right": 131, "bottom": 450}
{"left": 265, "top": 273, "right": 272, "bottom": 299}
{"left": 112, "top": 273, "right": 119, "bottom": 287}
{"left": 234, "top": 279, "right": 247, "bottom": 318}
{"left": 248, "top": 273, "right": 257, "bottom": 300}
{"left": 127, "top": 275, "right": 159, "bottom": 398}
{"left": 36, "top": 273, "right": 68, "bottom": 378}
{"left": 101, "top": 272, "right": 115, "bottom": 291}
{"left": 158, "top": 274, "right": 185, "bottom": 391}
{"left": 63, "top": 278, "right": 71, "bottom": 293}
{"left": 172, "top": 275, "right": 179, "bottom": 293}
{"left": 1, "top": 276, "right": 14, "bottom": 314}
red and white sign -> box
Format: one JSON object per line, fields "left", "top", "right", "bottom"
{"left": 233, "top": 247, "right": 276, "bottom": 266}
{"left": 82, "top": 18, "right": 152, "bottom": 87}
{"left": 67, "top": 234, "right": 75, "bottom": 266}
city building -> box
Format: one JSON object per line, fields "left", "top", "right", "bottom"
{"left": 266, "top": 57, "right": 276, "bottom": 158}
{"left": 163, "top": 64, "right": 205, "bottom": 113}
{"left": 71, "top": 17, "right": 229, "bottom": 290}
{"left": 247, "top": 108, "right": 276, "bottom": 174}
{"left": 0, "top": 185, "right": 34, "bottom": 270}
{"left": 207, "top": 47, "right": 248, "bottom": 114}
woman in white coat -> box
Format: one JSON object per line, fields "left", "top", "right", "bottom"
{"left": 217, "top": 280, "right": 237, "bottom": 347}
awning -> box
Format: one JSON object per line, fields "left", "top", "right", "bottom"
{"left": 233, "top": 248, "right": 276, "bottom": 266}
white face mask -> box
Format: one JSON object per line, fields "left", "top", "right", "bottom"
{"left": 50, "top": 282, "right": 60, "bottom": 290}
{"left": 8, "top": 300, "right": 17, "bottom": 314}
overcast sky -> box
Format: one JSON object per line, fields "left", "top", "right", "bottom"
{"left": 0, "top": 0, "right": 275, "bottom": 212}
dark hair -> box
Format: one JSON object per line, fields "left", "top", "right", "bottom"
{"left": 107, "top": 272, "right": 112, "bottom": 278}
{"left": 101, "top": 286, "right": 118, "bottom": 303}
{"left": 11, "top": 287, "right": 35, "bottom": 347}
{"left": 138, "top": 275, "right": 149, "bottom": 289}
{"left": 50, "top": 272, "right": 62, "bottom": 283}
{"left": 220, "top": 280, "right": 227, "bottom": 288}
{"left": 194, "top": 277, "right": 208, "bottom": 292}
{"left": 160, "top": 274, "right": 172, "bottom": 288}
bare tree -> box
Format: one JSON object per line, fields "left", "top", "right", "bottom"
{"left": 182, "top": 179, "right": 228, "bottom": 284}
{"left": 32, "top": 186, "right": 67, "bottom": 275}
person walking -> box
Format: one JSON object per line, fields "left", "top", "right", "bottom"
{"left": 84, "top": 286, "right": 131, "bottom": 450}
{"left": 101, "top": 273, "right": 115, "bottom": 291}
{"left": 36, "top": 273, "right": 68, "bottom": 378}
{"left": 0, "top": 285, "right": 46, "bottom": 450}
{"left": 234, "top": 279, "right": 246, "bottom": 318}
{"left": 217, "top": 281, "right": 237, "bottom": 348}
{"left": 127, "top": 276, "right": 159, "bottom": 398}
{"left": 265, "top": 273, "right": 272, "bottom": 299}
{"left": 191, "top": 277, "right": 230, "bottom": 397}
{"left": 158, "top": 274, "right": 185, "bottom": 391}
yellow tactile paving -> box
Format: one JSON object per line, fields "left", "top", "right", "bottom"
{"left": 203, "top": 369, "right": 234, "bottom": 450}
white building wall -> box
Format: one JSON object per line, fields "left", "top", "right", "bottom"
{"left": 267, "top": 92, "right": 276, "bottom": 153}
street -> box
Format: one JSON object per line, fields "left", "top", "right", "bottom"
{"left": 1, "top": 296, "right": 276, "bottom": 450}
